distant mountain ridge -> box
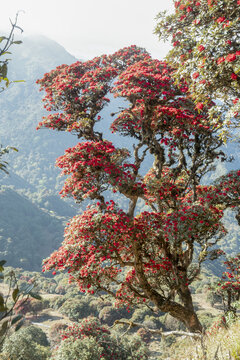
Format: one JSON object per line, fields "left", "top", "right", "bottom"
{"left": 0, "top": 187, "right": 65, "bottom": 270}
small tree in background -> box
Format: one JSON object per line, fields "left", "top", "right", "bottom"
{"left": 214, "top": 253, "right": 240, "bottom": 314}
{"left": 38, "top": 46, "right": 240, "bottom": 333}
{"left": 14, "top": 297, "right": 44, "bottom": 318}
{"left": 155, "top": 0, "right": 240, "bottom": 133}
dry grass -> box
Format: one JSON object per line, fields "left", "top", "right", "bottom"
{"left": 155, "top": 319, "right": 240, "bottom": 360}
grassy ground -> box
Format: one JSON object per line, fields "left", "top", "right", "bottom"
{"left": 1, "top": 282, "right": 237, "bottom": 360}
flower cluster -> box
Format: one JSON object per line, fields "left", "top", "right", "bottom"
{"left": 56, "top": 141, "right": 136, "bottom": 201}
{"left": 156, "top": 0, "right": 240, "bottom": 126}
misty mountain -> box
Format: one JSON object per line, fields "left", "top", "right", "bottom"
{"left": 0, "top": 36, "right": 80, "bottom": 270}
{"left": 0, "top": 187, "right": 65, "bottom": 271}
{"left": 0, "top": 35, "right": 78, "bottom": 192}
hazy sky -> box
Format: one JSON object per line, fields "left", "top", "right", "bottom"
{"left": 0, "top": 0, "right": 173, "bottom": 60}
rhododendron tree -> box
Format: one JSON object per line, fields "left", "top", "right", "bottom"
{"left": 37, "top": 46, "right": 240, "bottom": 333}
{"left": 155, "top": 0, "right": 240, "bottom": 131}
{"left": 214, "top": 253, "right": 240, "bottom": 313}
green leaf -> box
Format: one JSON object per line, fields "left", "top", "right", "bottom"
{"left": 12, "top": 40, "right": 22, "bottom": 45}
{"left": 8, "top": 146, "right": 18, "bottom": 152}
{"left": 21, "top": 283, "right": 34, "bottom": 295}
{"left": 12, "top": 288, "right": 19, "bottom": 302}
{"left": 0, "top": 320, "right": 8, "bottom": 337}
{"left": 15, "top": 319, "right": 24, "bottom": 332}
{"left": 0, "top": 36, "right": 7, "bottom": 43}
{"left": 1, "top": 64, "right": 7, "bottom": 78}
{"left": 0, "top": 307, "right": 8, "bottom": 315}
{"left": 0, "top": 260, "right": 6, "bottom": 268}
{"left": 11, "top": 314, "right": 22, "bottom": 326}
{"left": 29, "top": 291, "right": 42, "bottom": 300}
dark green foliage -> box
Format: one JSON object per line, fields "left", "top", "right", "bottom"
{"left": 130, "top": 307, "right": 164, "bottom": 331}
{"left": 0, "top": 264, "right": 31, "bottom": 346}
{"left": 49, "top": 296, "right": 66, "bottom": 310}
{"left": 20, "top": 325, "right": 49, "bottom": 346}
{"left": 59, "top": 297, "right": 97, "bottom": 321}
{"left": 0, "top": 13, "right": 23, "bottom": 92}
{"left": 1, "top": 325, "right": 50, "bottom": 360}
{"left": 98, "top": 305, "right": 132, "bottom": 326}
{"left": 136, "top": 327, "right": 152, "bottom": 343}
{"left": 0, "top": 146, "right": 18, "bottom": 174}
{"left": 0, "top": 14, "right": 22, "bottom": 174}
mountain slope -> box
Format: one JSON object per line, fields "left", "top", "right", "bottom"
{"left": 0, "top": 187, "right": 65, "bottom": 271}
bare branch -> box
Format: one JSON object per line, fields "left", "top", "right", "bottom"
{"left": 113, "top": 319, "right": 202, "bottom": 338}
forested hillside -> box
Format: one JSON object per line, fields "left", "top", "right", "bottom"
{"left": 0, "top": 35, "right": 77, "bottom": 192}
{"left": 0, "top": 187, "right": 65, "bottom": 270}
{"left": 0, "top": 36, "right": 79, "bottom": 270}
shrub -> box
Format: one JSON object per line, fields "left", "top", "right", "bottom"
{"left": 49, "top": 296, "right": 66, "bottom": 310}
{"left": 1, "top": 325, "right": 50, "bottom": 360}
{"left": 136, "top": 327, "right": 152, "bottom": 343}
{"left": 206, "top": 291, "right": 222, "bottom": 307}
{"left": 48, "top": 322, "right": 68, "bottom": 346}
{"left": 59, "top": 298, "right": 97, "bottom": 321}
{"left": 51, "top": 316, "right": 149, "bottom": 360}
{"left": 198, "top": 311, "right": 216, "bottom": 330}
{"left": 99, "top": 305, "right": 132, "bottom": 326}
{"left": 15, "top": 298, "right": 45, "bottom": 317}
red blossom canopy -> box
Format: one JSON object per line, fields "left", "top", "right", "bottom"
{"left": 37, "top": 45, "right": 240, "bottom": 332}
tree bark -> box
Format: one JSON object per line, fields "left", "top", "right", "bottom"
{"left": 159, "top": 299, "right": 203, "bottom": 333}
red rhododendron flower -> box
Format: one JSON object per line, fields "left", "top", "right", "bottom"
{"left": 226, "top": 54, "right": 236, "bottom": 62}
{"left": 217, "top": 57, "right": 225, "bottom": 65}
{"left": 196, "top": 102, "right": 204, "bottom": 110}
{"left": 192, "top": 72, "right": 199, "bottom": 79}
{"left": 216, "top": 17, "right": 226, "bottom": 23}
{"left": 173, "top": 41, "right": 180, "bottom": 47}
{"left": 198, "top": 45, "right": 205, "bottom": 52}
{"left": 231, "top": 73, "right": 238, "bottom": 80}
